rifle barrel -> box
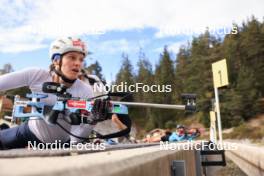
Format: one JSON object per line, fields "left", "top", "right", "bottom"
{"left": 111, "top": 101, "right": 186, "bottom": 110}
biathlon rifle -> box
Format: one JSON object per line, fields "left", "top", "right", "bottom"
{"left": 11, "top": 82, "right": 196, "bottom": 125}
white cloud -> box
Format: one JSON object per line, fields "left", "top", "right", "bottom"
{"left": 1, "top": 0, "right": 264, "bottom": 53}
{"left": 91, "top": 39, "right": 148, "bottom": 55}
{"left": 167, "top": 43, "right": 185, "bottom": 54}
{"left": 95, "top": 39, "right": 132, "bottom": 54}
{"left": 153, "top": 39, "right": 191, "bottom": 54}
{"left": 0, "top": 43, "right": 47, "bottom": 53}
{"left": 0, "top": 25, "right": 48, "bottom": 53}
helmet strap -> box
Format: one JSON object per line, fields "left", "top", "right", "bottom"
{"left": 52, "top": 55, "right": 76, "bottom": 84}
{"left": 53, "top": 68, "right": 76, "bottom": 84}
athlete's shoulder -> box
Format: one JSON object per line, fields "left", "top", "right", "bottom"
{"left": 21, "top": 67, "right": 51, "bottom": 82}
{"left": 22, "top": 67, "right": 49, "bottom": 74}
{"left": 17, "top": 67, "right": 49, "bottom": 77}
{"left": 77, "top": 79, "right": 94, "bottom": 92}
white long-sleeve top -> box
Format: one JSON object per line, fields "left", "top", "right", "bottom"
{"left": 0, "top": 67, "right": 94, "bottom": 143}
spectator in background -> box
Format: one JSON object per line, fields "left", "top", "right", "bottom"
{"left": 186, "top": 128, "right": 200, "bottom": 141}
{"left": 168, "top": 125, "right": 186, "bottom": 142}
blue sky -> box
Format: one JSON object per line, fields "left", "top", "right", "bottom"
{"left": 1, "top": 0, "right": 264, "bottom": 82}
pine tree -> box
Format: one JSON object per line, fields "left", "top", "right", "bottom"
{"left": 85, "top": 61, "right": 104, "bottom": 80}
{"left": 239, "top": 16, "right": 264, "bottom": 96}
{"left": 135, "top": 51, "right": 154, "bottom": 129}
{"left": 115, "top": 53, "right": 135, "bottom": 85}
{"left": 152, "top": 46, "right": 175, "bottom": 128}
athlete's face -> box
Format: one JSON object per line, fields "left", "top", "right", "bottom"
{"left": 60, "top": 52, "right": 85, "bottom": 80}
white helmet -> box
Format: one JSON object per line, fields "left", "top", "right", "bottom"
{"left": 49, "top": 37, "right": 88, "bottom": 60}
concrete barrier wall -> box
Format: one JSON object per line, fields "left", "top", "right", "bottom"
{"left": 0, "top": 145, "right": 201, "bottom": 176}
{"left": 224, "top": 142, "right": 264, "bottom": 176}
{"left": 103, "top": 148, "right": 199, "bottom": 176}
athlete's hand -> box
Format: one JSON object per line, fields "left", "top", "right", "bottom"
{"left": 0, "top": 95, "right": 13, "bottom": 112}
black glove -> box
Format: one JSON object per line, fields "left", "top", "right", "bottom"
{"left": 91, "top": 99, "right": 109, "bottom": 123}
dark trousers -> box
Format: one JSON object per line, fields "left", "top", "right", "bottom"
{"left": 0, "top": 121, "right": 41, "bottom": 150}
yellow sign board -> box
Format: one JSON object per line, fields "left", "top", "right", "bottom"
{"left": 212, "top": 59, "right": 229, "bottom": 88}
{"left": 210, "top": 111, "right": 216, "bottom": 124}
